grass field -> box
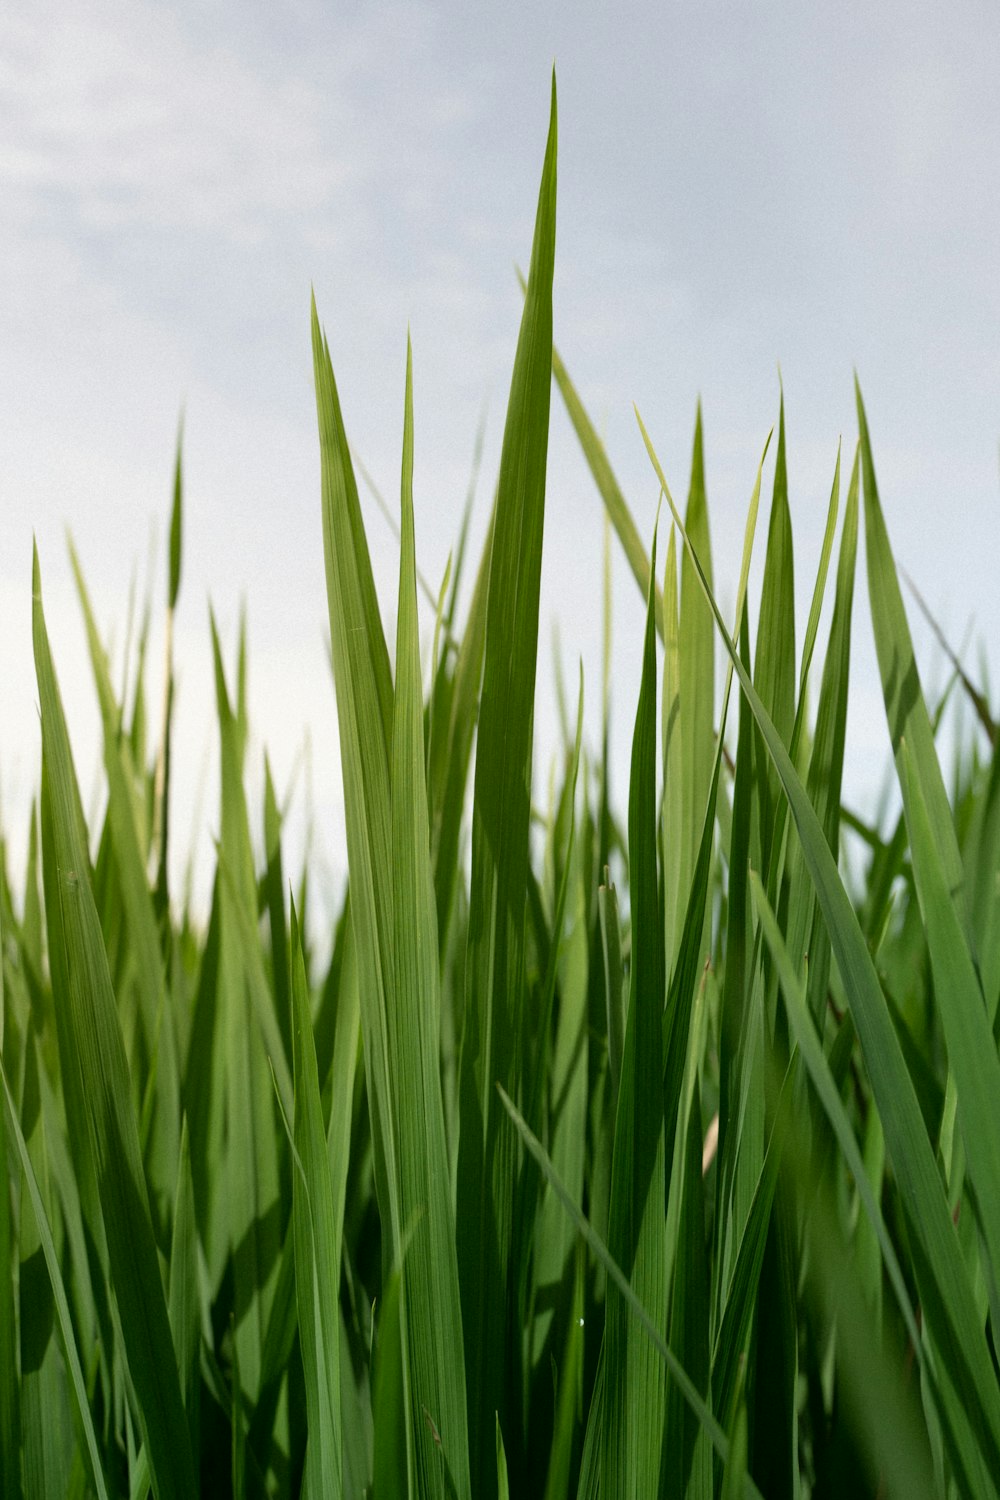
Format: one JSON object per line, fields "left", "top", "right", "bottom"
{"left": 3, "top": 75, "right": 1000, "bottom": 1499}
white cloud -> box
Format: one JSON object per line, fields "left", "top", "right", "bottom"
{"left": 0, "top": 0, "right": 359, "bottom": 239}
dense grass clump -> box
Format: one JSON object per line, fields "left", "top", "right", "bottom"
{"left": 4, "top": 76, "right": 1000, "bottom": 1499}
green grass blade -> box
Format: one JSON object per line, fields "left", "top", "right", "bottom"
{"left": 70, "top": 539, "right": 181, "bottom": 1220}
{"left": 456, "top": 73, "right": 557, "bottom": 1497}
{"left": 900, "top": 741, "right": 1000, "bottom": 1327}
{"left": 661, "top": 524, "right": 683, "bottom": 975}
{"left": 496, "top": 1417, "right": 510, "bottom": 1500}
{"left": 167, "top": 1116, "right": 201, "bottom": 1448}
{"left": 711, "top": 1053, "right": 795, "bottom": 1429}
{"left": 857, "top": 381, "right": 972, "bottom": 950}
{"left": 290, "top": 902, "right": 343, "bottom": 1500}
{"left": 598, "top": 879, "right": 624, "bottom": 1106}
{"left": 600, "top": 521, "right": 668, "bottom": 1497}
{"left": 751, "top": 392, "right": 795, "bottom": 875}
{"left": 390, "top": 336, "right": 472, "bottom": 1498}
{"left": 678, "top": 404, "right": 716, "bottom": 922}
{"left": 549, "top": 339, "right": 663, "bottom": 637}
{"left": 798, "top": 441, "right": 841, "bottom": 699}
{"left": 0, "top": 951, "right": 21, "bottom": 1500}
{"left": 32, "top": 545, "right": 197, "bottom": 1499}
{"left": 263, "top": 758, "right": 292, "bottom": 1071}
{"left": 211, "top": 620, "right": 282, "bottom": 1402}
{"left": 311, "top": 294, "right": 399, "bottom": 1273}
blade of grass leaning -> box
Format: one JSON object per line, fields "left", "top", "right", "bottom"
{"left": 548, "top": 333, "right": 663, "bottom": 636}
{"left": 455, "top": 73, "right": 557, "bottom": 1497}
{"left": 635, "top": 414, "right": 1000, "bottom": 1494}
{"left": 32, "top": 544, "right": 197, "bottom": 1499}
{"left": 857, "top": 381, "right": 973, "bottom": 952}
{"left": 899, "top": 741, "right": 1000, "bottom": 1330}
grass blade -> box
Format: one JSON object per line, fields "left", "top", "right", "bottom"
{"left": 32, "top": 545, "right": 197, "bottom": 1499}
{"left": 456, "top": 73, "right": 557, "bottom": 1496}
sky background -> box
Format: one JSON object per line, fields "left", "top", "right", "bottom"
{"left": 2, "top": 0, "right": 999, "bottom": 930}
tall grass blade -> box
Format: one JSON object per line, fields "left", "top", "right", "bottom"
{"left": 390, "top": 337, "right": 472, "bottom": 1497}
{"left": 456, "top": 73, "right": 557, "bottom": 1496}
{"left": 600, "top": 523, "right": 667, "bottom": 1497}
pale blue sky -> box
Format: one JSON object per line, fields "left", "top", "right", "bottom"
{"left": 3, "top": 0, "right": 999, "bottom": 918}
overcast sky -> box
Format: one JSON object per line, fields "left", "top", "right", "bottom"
{"left": 2, "top": 0, "right": 999, "bottom": 924}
